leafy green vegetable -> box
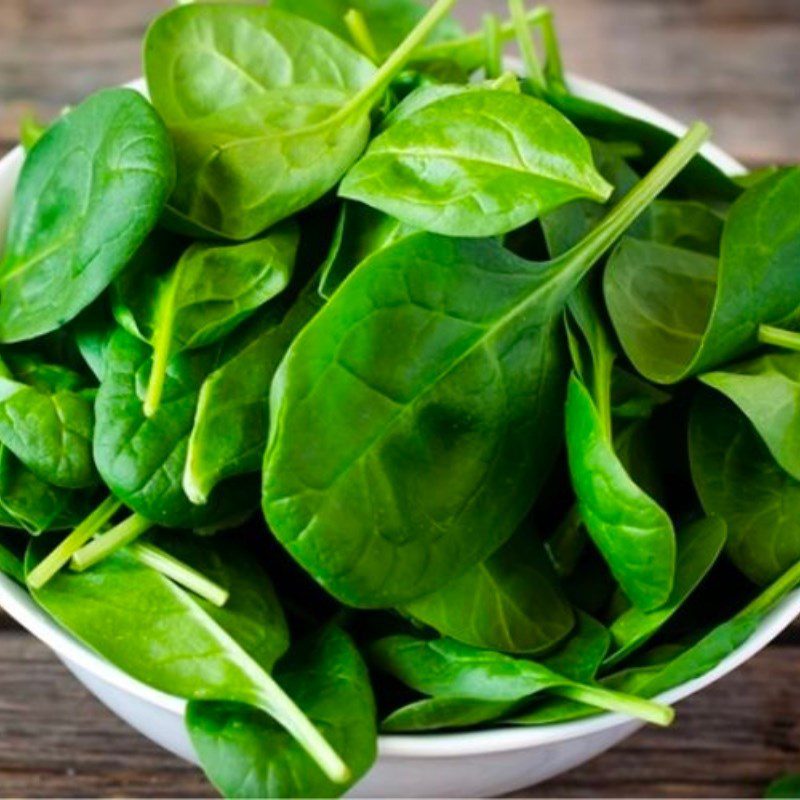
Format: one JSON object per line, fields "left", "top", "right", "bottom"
{"left": 188, "top": 626, "right": 376, "bottom": 799}
{"left": 702, "top": 352, "right": 800, "bottom": 481}
{"left": 765, "top": 775, "right": 800, "bottom": 799}
{"left": 0, "top": 89, "right": 174, "bottom": 342}
{"left": 264, "top": 125, "right": 707, "bottom": 608}
{"left": 94, "top": 329, "right": 256, "bottom": 528}
{"left": 341, "top": 90, "right": 612, "bottom": 237}
{"left": 114, "top": 222, "right": 298, "bottom": 415}
{"left": 690, "top": 392, "right": 800, "bottom": 585}
{"left": 371, "top": 635, "right": 673, "bottom": 726}
{"left": 403, "top": 527, "right": 574, "bottom": 654}
{"left": 606, "top": 168, "right": 800, "bottom": 383}
{"left": 145, "top": 0, "right": 456, "bottom": 240}
{"left": 605, "top": 517, "right": 726, "bottom": 666}
{"left": 26, "top": 534, "right": 349, "bottom": 784}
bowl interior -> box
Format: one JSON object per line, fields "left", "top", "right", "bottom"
{"left": 0, "top": 73, "right": 793, "bottom": 760}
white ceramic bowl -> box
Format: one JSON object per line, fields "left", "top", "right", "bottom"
{"left": 0, "top": 75, "right": 790, "bottom": 799}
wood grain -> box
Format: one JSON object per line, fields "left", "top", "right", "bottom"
{"left": 0, "top": 631, "right": 799, "bottom": 798}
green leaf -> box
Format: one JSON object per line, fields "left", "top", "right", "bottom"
{"left": 185, "top": 280, "right": 323, "bottom": 505}
{"left": 26, "top": 533, "right": 348, "bottom": 784}
{"left": 94, "top": 329, "right": 257, "bottom": 528}
{"left": 0, "top": 532, "right": 24, "bottom": 583}
{"left": 188, "top": 626, "right": 377, "bottom": 799}
{"left": 263, "top": 126, "right": 707, "bottom": 608}
{"left": 403, "top": 528, "right": 574, "bottom": 654}
{"left": 605, "top": 517, "right": 726, "bottom": 666}
{"left": 765, "top": 775, "right": 800, "bottom": 799}
{"left": 144, "top": 2, "right": 454, "bottom": 239}
{"left": 340, "top": 90, "right": 612, "bottom": 237}
{"left": 271, "top": 0, "right": 462, "bottom": 60}
{"left": 689, "top": 391, "right": 800, "bottom": 585}
{"left": 606, "top": 168, "right": 800, "bottom": 383}
{"left": 0, "top": 89, "right": 174, "bottom": 342}
{"left": 370, "top": 635, "right": 673, "bottom": 726}
{"left": 702, "top": 352, "right": 800, "bottom": 481}
{"left": 566, "top": 374, "right": 676, "bottom": 610}
{"left": 318, "top": 203, "right": 413, "bottom": 301}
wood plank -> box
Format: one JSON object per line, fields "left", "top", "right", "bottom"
{"left": 0, "top": 629, "right": 799, "bottom": 798}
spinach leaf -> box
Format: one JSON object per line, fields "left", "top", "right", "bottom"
{"left": 145, "top": 1, "right": 455, "bottom": 240}
{"left": 270, "top": 0, "right": 462, "bottom": 60}
{"left": 605, "top": 168, "right": 800, "bottom": 383}
{"left": 114, "top": 222, "right": 298, "bottom": 416}
{"left": 605, "top": 517, "right": 726, "bottom": 666}
{"left": 370, "top": 635, "right": 672, "bottom": 726}
{"left": 188, "top": 626, "right": 376, "bottom": 799}
{"left": 340, "top": 90, "right": 612, "bottom": 237}
{"left": 0, "top": 533, "right": 24, "bottom": 583}
{"left": 543, "top": 611, "right": 611, "bottom": 682}
{"left": 26, "top": 534, "right": 349, "bottom": 784}
{"left": 689, "top": 391, "right": 800, "bottom": 585}
{"left": 318, "top": 203, "right": 413, "bottom": 301}
{"left": 0, "top": 88, "right": 174, "bottom": 342}
{"left": 263, "top": 126, "right": 707, "bottom": 608}
{"left": 19, "top": 111, "right": 46, "bottom": 152}
{"left": 185, "top": 279, "right": 323, "bottom": 506}
{"left": 702, "top": 352, "right": 800, "bottom": 481}
{"left": 765, "top": 775, "right": 800, "bottom": 799}
{"left": 94, "top": 329, "right": 257, "bottom": 528}
{"left": 402, "top": 528, "right": 574, "bottom": 654}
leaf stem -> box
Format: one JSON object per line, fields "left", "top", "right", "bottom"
{"left": 758, "top": 324, "right": 800, "bottom": 353}
{"left": 555, "top": 683, "right": 674, "bottom": 727}
{"left": 71, "top": 514, "right": 154, "bottom": 572}
{"left": 344, "top": 8, "right": 380, "bottom": 62}
{"left": 248, "top": 680, "right": 351, "bottom": 784}
{"left": 509, "top": 0, "right": 546, "bottom": 94}
{"left": 129, "top": 542, "right": 229, "bottom": 607}
{"left": 144, "top": 279, "right": 179, "bottom": 418}
{"left": 552, "top": 122, "right": 710, "bottom": 301}
{"left": 27, "top": 497, "right": 123, "bottom": 589}
{"left": 545, "top": 505, "right": 584, "bottom": 577}
{"left": 744, "top": 557, "right": 800, "bottom": 618}
{"left": 333, "top": 0, "right": 459, "bottom": 123}
{"left": 482, "top": 13, "right": 502, "bottom": 79}
{"left": 538, "top": 8, "right": 566, "bottom": 91}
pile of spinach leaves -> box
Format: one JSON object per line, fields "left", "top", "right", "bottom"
{"left": 1, "top": 1, "right": 799, "bottom": 797}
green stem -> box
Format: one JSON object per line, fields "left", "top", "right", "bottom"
{"left": 248, "top": 680, "right": 350, "bottom": 784}
{"left": 482, "top": 13, "right": 502, "bottom": 79}
{"left": 744, "top": 557, "right": 800, "bottom": 618}
{"left": 555, "top": 683, "right": 674, "bottom": 727}
{"left": 552, "top": 122, "right": 710, "bottom": 300}
{"left": 129, "top": 542, "right": 229, "bottom": 607}
{"left": 758, "top": 324, "right": 800, "bottom": 353}
{"left": 545, "top": 505, "right": 584, "bottom": 577}
{"left": 344, "top": 8, "right": 380, "bottom": 62}
{"left": 538, "top": 8, "right": 566, "bottom": 91}
{"left": 27, "top": 497, "right": 122, "bottom": 589}
{"left": 509, "top": 0, "right": 546, "bottom": 94}
{"left": 71, "top": 514, "right": 154, "bottom": 572}
{"left": 144, "top": 281, "right": 178, "bottom": 419}
{"left": 332, "top": 0, "right": 459, "bottom": 124}
{"left": 412, "top": 6, "right": 549, "bottom": 65}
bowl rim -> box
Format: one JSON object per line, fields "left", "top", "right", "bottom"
{"left": 0, "top": 72, "right": 792, "bottom": 761}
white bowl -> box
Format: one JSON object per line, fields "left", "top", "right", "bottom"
{"left": 0, "top": 75, "right": 787, "bottom": 799}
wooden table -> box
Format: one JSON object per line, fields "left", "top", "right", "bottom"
{"left": 0, "top": 0, "right": 799, "bottom": 796}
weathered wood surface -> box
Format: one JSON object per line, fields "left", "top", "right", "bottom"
{"left": 1, "top": 0, "right": 799, "bottom": 797}
{"left": 1, "top": 632, "right": 799, "bottom": 798}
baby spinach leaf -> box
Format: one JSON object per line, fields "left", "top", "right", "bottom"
{"left": 185, "top": 276, "right": 325, "bottom": 506}
{"left": 606, "top": 168, "right": 800, "bottom": 383}
{"left": 542, "top": 611, "right": 611, "bottom": 683}
{"left": 264, "top": 127, "right": 707, "bottom": 608}
{"left": 340, "top": 90, "right": 612, "bottom": 237}
{"left": 94, "top": 329, "right": 257, "bottom": 528}
{"left": 188, "top": 626, "right": 377, "bottom": 799}
{"left": 370, "top": 635, "right": 672, "bottom": 725}
{"left": 605, "top": 517, "right": 727, "bottom": 666}
{"left": 19, "top": 111, "right": 46, "bottom": 152}
{"left": 145, "top": 1, "right": 455, "bottom": 240}
{"left": 402, "top": 528, "right": 574, "bottom": 654}
{"left": 115, "top": 222, "right": 298, "bottom": 416}
{"left": 701, "top": 352, "right": 800, "bottom": 481}
{"left": 0, "top": 88, "right": 174, "bottom": 342}
{"left": 318, "top": 203, "right": 413, "bottom": 301}
{"left": 643, "top": 200, "right": 724, "bottom": 255}
{"left": 271, "top": 0, "right": 462, "bottom": 60}
{"left": 0, "top": 534, "right": 24, "bottom": 584}
{"left": 765, "top": 775, "right": 800, "bottom": 799}
{"left": 27, "top": 534, "right": 349, "bottom": 784}
{"left": 689, "top": 392, "right": 800, "bottom": 585}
